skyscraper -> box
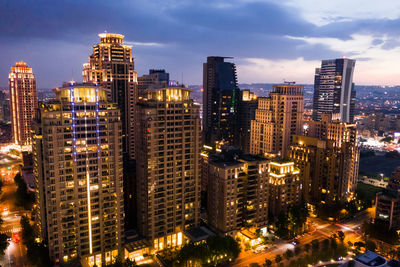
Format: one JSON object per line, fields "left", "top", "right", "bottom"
{"left": 8, "top": 61, "right": 38, "bottom": 147}
{"left": 312, "top": 58, "right": 356, "bottom": 123}
{"left": 83, "top": 33, "right": 137, "bottom": 159}
{"left": 250, "top": 84, "right": 304, "bottom": 158}
{"left": 136, "top": 84, "right": 201, "bottom": 251}
{"left": 33, "top": 82, "right": 125, "bottom": 266}
{"left": 203, "top": 56, "right": 240, "bottom": 146}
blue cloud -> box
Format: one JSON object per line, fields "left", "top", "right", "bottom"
{"left": 0, "top": 0, "right": 398, "bottom": 86}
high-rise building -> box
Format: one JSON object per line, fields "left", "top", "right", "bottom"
{"left": 289, "top": 115, "right": 359, "bottom": 204}
{"left": 250, "top": 84, "right": 304, "bottom": 158}
{"left": 238, "top": 90, "right": 258, "bottom": 153}
{"left": 206, "top": 149, "right": 269, "bottom": 235}
{"left": 203, "top": 56, "right": 240, "bottom": 147}
{"left": 33, "top": 82, "right": 125, "bottom": 266}
{"left": 268, "top": 160, "right": 302, "bottom": 217}
{"left": 312, "top": 58, "right": 356, "bottom": 123}
{"left": 83, "top": 33, "right": 137, "bottom": 159}
{"left": 8, "top": 62, "right": 38, "bottom": 147}
{"left": 136, "top": 84, "right": 201, "bottom": 251}
{"left": 138, "top": 69, "right": 169, "bottom": 98}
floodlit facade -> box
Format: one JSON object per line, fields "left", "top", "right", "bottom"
{"left": 203, "top": 56, "right": 240, "bottom": 146}
{"left": 268, "top": 160, "right": 302, "bottom": 217}
{"left": 8, "top": 62, "right": 38, "bottom": 147}
{"left": 250, "top": 84, "right": 304, "bottom": 158}
{"left": 136, "top": 85, "right": 201, "bottom": 251}
{"left": 312, "top": 58, "right": 356, "bottom": 123}
{"left": 83, "top": 33, "right": 137, "bottom": 159}
{"left": 33, "top": 83, "right": 124, "bottom": 266}
{"left": 206, "top": 151, "right": 269, "bottom": 235}
{"left": 238, "top": 90, "right": 258, "bottom": 153}
{"left": 289, "top": 131, "right": 359, "bottom": 204}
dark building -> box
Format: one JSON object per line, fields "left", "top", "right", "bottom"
{"left": 203, "top": 56, "right": 240, "bottom": 147}
{"left": 138, "top": 69, "right": 170, "bottom": 97}
{"left": 238, "top": 90, "right": 258, "bottom": 153}
{"left": 312, "top": 58, "right": 356, "bottom": 123}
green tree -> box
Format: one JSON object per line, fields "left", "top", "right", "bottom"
{"left": 294, "top": 246, "right": 301, "bottom": 256}
{"left": 365, "top": 240, "right": 377, "bottom": 252}
{"left": 338, "top": 231, "right": 345, "bottom": 242}
{"left": 304, "top": 243, "right": 311, "bottom": 252}
{"left": 20, "top": 215, "right": 52, "bottom": 266}
{"left": 265, "top": 259, "right": 272, "bottom": 266}
{"left": 311, "top": 239, "right": 319, "bottom": 251}
{"left": 275, "top": 254, "right": 282, "bottom": 264}
{"left": 284, "top": 249, "right": 294, "bottom": 260}
{"left": 14, "top": 173, "right": 35, "bottom": 210}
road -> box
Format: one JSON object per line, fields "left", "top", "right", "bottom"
{"left": 231, "top": 210, "right": 375, "bottom": 267}
{"left": 0, "top": 163, "right": 28, "bottom": 267}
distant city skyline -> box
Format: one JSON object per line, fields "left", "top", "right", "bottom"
{"left": 2, "top": 0, "right": 400, "bottom": 87}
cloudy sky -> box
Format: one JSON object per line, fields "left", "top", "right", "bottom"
{"left": 1, "top": 0, "right": 400, "bottom": 88}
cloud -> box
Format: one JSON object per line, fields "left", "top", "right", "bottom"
{"left": 237, "top": 57, "right": 319, "bottom": 84}
{"left": 1, "top": 0, "right": 400, "bottom": 86}
{"left": 125, "top": 41, "right": 166, "bottom": 47}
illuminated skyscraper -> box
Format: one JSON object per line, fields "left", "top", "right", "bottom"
{"left": 138, "top": 69, "right": 170, "bottom": 98}
{"left": 250, "top": 84, "right": 304, "bottom": 158}
{"left": 203, "top": 56, "right": 240, "bottom": 146}
{"left": 136, "top": 84, "right": 201, "bottom": 250}
{"left": 312, "top": 58, "right": 356, "bottom": 123}
{"left": 33, "top": 82, "right": 124, "bottom": 266}
{"left": 83, "top": 33, "right": 137, "bottom": 159}
{"left": 8, "top": 61, "right": 38, "bottom": 147}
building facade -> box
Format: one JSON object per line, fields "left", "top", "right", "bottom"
{"left": 250, "top": 84, "right": 304, "bottom": 158}
{"left": 312, "top": 58, "right": 356, "bottom": 123}
{"left": 268, "top": 160, "right": 302, "bottom": 217}
{"left": 238, "top": 90, "right": 258, "bottom": 153}
{"left": 206, "top": 150, "right": 269, "bottom": 235}
{"left": 83, "top": 33, "right": 137, "bottom": 159}
{"left": 9, "top": 62, "right": 38, "bottom": 147}
{"left": 203, "top": 56, "right": 240, "bottom": 146}
{"left": 136, "top": 85, "right": 201, "bottom": 251}
{"left": 138, "top": 69, "right": 169, "bottom": 98}
{"left": 33, "top": 83, "right": 124, "bottom": 266}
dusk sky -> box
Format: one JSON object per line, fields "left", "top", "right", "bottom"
{"left": 2, "top": 0, "right": 400, "bottom": 88}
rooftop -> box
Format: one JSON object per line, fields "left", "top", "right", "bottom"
{"left": 355, "top": 251, "right": 387, "bottom": 266}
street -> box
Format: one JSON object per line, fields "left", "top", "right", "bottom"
{"left": 231, "top": 208, "right": 375, "bottom": 267}
{"left": 0, "top": 161, "right": 28, "bottom": 267}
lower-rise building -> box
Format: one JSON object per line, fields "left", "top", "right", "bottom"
{"left": 207, "top": 149, "right": 269, "bottom": 235}
{"left": 268, "top": 160, "right": 302, "bottom": 217}
{"left": 289, "top": 135, "right": 359, "bottom": 204}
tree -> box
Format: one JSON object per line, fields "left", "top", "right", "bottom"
{"left": 331, "top": 238, "right": 338, "bottom": 249}
{"left": 20, "top": 215, "right": 52, "bottom": 266}
{"left": 338, "top": 231, "right": 345, "bottom": 242}
{"left": 284, "top": 249, "right": 294, "bottom": 260}
{"left": 275, "top": 254, "right": 282, "bottom": 264}
{"left": 265, "top": 259, "right": 272, "bottom": 266}
{"left": 311, "top": 239, "right": 319, "bottom": 251}
{"left": 322, "top": 239, "right": 330, "bottom": 248}
{"left": 365, "top": 240, "right": 377, "bottom": 252}
{"left": 294, "top": 246, "right": 301, "bottom": 256}
{"left": 14, "top": 173, "right": 35, "bottom": 210}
